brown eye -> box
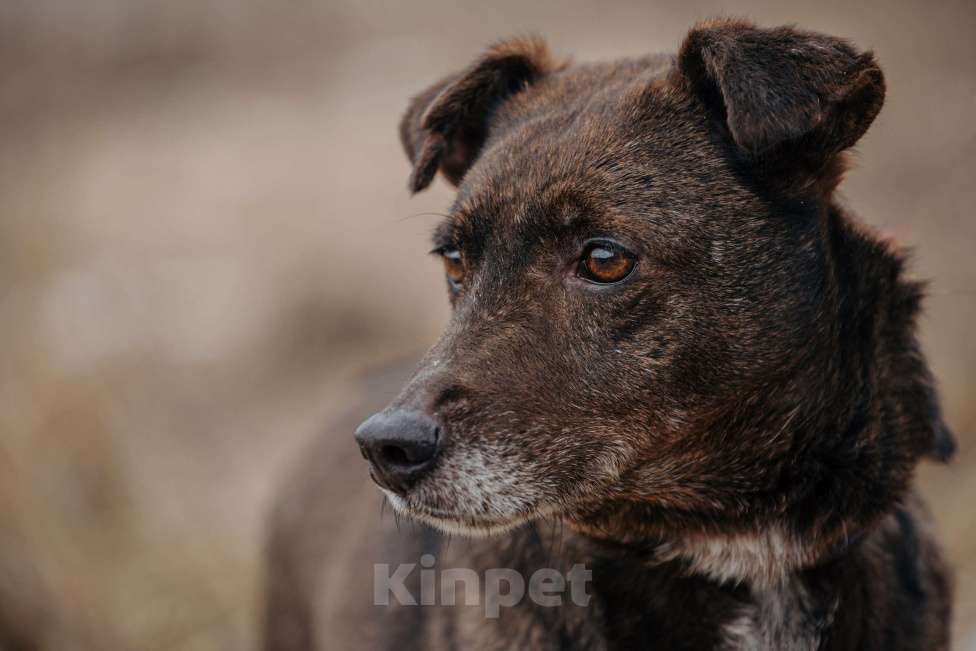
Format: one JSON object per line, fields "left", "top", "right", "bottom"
{"left": 578, "top": 242, "right": 637, "bottom": 284}
{"left": 442, "top": 249, "right": 464, "bottom": 290}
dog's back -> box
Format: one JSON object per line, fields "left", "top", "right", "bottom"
{"left": 263, "top": 360, "right": 417, "bottom": 649}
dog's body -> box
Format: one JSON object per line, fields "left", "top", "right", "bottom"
{"left": 268, "top": 484, "right": 949, "bottom": 649}
{"left": 265, "top": 20, "right": 955, "bottom": 650}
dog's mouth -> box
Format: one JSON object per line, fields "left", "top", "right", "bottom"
{"left": 381, "top": 489, "right": 562, "bottom": 537}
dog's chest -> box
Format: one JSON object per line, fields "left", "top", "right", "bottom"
{"left": 720, "top": 580, "right": 838, "bottom": 651}
{"left": 406, "top": 530, "right": 730, "bottom": 650}
{"left": 402, "top": 529, "right": 839, "bottom": 651}
{"left": 421, "top": 573, "right": 829, "bottom": 651}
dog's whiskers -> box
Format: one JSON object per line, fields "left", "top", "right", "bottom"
{"left": 395, "top": 211, "right": 452, "bottom": 223}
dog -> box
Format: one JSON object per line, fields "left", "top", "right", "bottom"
{"left": 264, "top": 19, "right": 956, "bottom": 650}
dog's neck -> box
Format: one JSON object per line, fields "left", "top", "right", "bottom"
{"left": 465, "top": 517, "right": 860, "bottom": 651}
{"left": 562, "top": 200, "right": 947, "bottom": 591}
{"left": 565, "top": 508, "right": 835, "bottom": 589}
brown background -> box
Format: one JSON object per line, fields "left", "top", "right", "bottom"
{"left": 0, "top": 0, "right": 973, "bottom": 648}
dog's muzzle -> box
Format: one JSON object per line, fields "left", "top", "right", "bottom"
{"left": 355, "top": 409, "right": 442, "bottom": 495}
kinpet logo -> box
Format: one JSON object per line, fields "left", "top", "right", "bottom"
{"left": 374, "top": 554, "right": 593, "bottom": 618}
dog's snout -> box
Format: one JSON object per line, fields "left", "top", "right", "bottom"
{"left": 354, "top": 410, "right": 441, "bottom": 494}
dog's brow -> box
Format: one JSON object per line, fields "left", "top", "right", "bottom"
{"left": 451, "top": 211, "right": 474, "bottom": 230}
{"left": 431, "top": 211, "right": 474, "bottom": 248}
{"left": 430, "top": 221, "right": 456, "bottom": 249}
{"left": 561, "top": 210, "right": 587, "bottom": 228}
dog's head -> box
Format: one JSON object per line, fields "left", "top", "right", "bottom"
{"left": 356, "top": 20, "right": 954, "bottom": 583}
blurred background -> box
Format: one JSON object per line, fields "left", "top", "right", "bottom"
{"left": 0, "top": 0, "right": 972, "bottom": 648}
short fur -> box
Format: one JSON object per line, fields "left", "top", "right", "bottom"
{"left": 265, "top": 19, "right": 954, "bottom": 650}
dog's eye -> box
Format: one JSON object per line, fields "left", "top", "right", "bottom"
{"left": 578, "top": 242, "right": 637, "bottom": 284}
{"left": 441, "top": 249, "right": 465, "bottom": 290}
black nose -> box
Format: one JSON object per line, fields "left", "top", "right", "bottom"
{"left": 354, "top": 410, "right": 441, "bottom": 494}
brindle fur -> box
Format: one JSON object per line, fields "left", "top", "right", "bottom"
{"left": 264, "top": 19, "right": 955, "bottom": 650}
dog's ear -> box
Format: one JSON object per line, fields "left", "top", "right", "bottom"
{"left": 675, "top": 19, "right": 885, "bottom": 182}
{"left": 400, "top": 36, "right": 559, "bottom": 193}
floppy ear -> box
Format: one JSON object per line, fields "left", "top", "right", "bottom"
{"left": 675, "top": 19, "right": 885, "bottom": 181}
{"left": 399, "top": 37, "right": 559, "bottom": 193}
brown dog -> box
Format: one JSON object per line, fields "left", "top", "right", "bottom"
{"left": 265, "top": 19, "right": 955, "bottom": 650}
